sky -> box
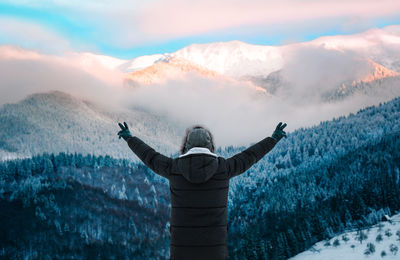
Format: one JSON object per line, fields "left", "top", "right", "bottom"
{"left": 1, "top": 0, "right": 400, "bottom": 59}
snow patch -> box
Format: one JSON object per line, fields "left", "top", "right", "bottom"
{"left": 291, "top": 214, "right": 400, "bottom": 260}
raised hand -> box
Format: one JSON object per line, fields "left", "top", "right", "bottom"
{"left": 117, "top": 122, "right": 133, "bottom": 141}
{"left": 272, "top": 122, "right": 287, "bottom": 142}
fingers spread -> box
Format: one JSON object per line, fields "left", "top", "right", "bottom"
{"left": 277, "top": 122, "right": 282, "bottom": 128}
{"left": 124, "top": 122, "right": 129, "bottom": 129}
{"left": 118, "top": 123, "right": 125, "bottom": 130}
{"left": 281, "top": 123, "right": 287, "bottom": 130}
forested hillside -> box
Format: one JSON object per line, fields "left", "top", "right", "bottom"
{"left": 225, "top": 96, "right": 400, "bottom": 259}
{"left": 228, "top": 129, "right": 400, "bottom": 259}
{"left": 0, "top": 154, "right": 170, "bottom": 259}
{"left": 0, "top": 97, "right": 399, "bottom": 259}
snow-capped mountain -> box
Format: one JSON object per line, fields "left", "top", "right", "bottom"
{"left": 19, "top": 25, "right": 395, "bottom": 102}
{"left": 173, "top": 40, "right": 284, "bottom": 78}
{"left": 114, "top": 26, "right": 400, "bottom": 102}
{"left": 167, "top": 26, "right": 400, "bottom": 77}
{"left": 47, "top": 26, "right": 399, "bottom": 87}
{"left": 116, "top": 26, "right": 400, "bottom": 76}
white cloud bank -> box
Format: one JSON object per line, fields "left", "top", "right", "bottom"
{"left": 1, "top": 42, "right": 400, "bottom": 148}
{"left": 121, "top": 73, "right": 400, "bottom": 147}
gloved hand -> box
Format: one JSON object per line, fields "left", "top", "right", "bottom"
{"left": 117, "top": 122, "right": 133, "bottom": 141}
{"left": 272, "top": 122, "right": 287, "bottom": 141}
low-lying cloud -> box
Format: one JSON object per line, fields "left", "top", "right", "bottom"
{"left": 1, "top": 45, "right": 400, "bottom": 148}
{"left": 121, "top": 73, "right": 400, "bottom": 147}
{"left": 277, "top": 46, "right": 371, "bottom": 103}
{"left": 0, "top": 46, "right": 125, "bottom": 109}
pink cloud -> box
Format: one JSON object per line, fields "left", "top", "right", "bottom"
{"left": 5, "top": 0, "right": 399, "bottom": 48}
{"left": 0, "top": 17, "right": 72, "bottom": 53}
{"left": 0, "top": 46, "right": 125, "bottom": 106}
{"left": 138, "top": 0, "right": 400, "bottom": 38}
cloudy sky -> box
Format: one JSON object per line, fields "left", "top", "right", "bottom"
{"left": 1, "top": 0, "right": 400, "bottom": 58}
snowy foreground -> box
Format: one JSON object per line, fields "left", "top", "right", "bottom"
{"left": 291, "top": 214, "right": 400, "bottom": 260}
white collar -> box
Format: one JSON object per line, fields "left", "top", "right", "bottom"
{"left": 179, "top": 147, "right": 218, "bottom": 158}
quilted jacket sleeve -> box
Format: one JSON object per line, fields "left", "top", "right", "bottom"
{"left": 226, "top": 136, "right": 277, "bottom": 179}
{"left": 126, "top": 136, "right": 172, "bottom": 179}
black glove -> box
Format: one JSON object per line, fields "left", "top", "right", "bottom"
{"left": 272, "top": 122, "right": 287, "bottom": 141}
{"left": 117, "top": 122, "right": 133, "bottom": 141}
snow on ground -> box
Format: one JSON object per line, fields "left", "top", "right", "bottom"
{"left": 290, "top": 214, "right": 400, "bottom": 260}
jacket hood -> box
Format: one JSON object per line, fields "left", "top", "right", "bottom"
{"left": 177, "top": 147, "right": 219, "bottom": 183}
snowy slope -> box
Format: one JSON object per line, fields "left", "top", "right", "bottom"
{"left": 173, "top": 40, "right": 284, "bottom": 77}
{"left": 118, "top": 54, "right": 166, "bottom": 72}
{"left": 0, "top": 91, "right": 184, "bottom": 160}
{"left": 69, "top": 52, "right": 128, "bottom": 70}
{"left": 291, "top": 214, "right": 400, "bottom": 260}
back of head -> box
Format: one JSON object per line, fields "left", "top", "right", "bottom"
{"left": 180, "top": 125, "right": 215, "bottom": 155}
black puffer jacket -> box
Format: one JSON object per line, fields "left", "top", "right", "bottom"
{"left": 126, "top": 136, "right": 277, "bottom": 260}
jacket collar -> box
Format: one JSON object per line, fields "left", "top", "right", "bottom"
{"left": 179, "top": 147, "right": 218, "bottom": 158}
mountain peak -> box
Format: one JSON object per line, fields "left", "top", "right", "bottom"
{"left": 25, "top": 90, "right": 79, "bottom": 103}
{"left": 357, "top": 59, "right": 400, "bottom": 83}
{"left": 124, "top": 57, "right": 219, "bottom": 85}
{"left": 173, "top": 40, "right": 283, "bottom": 77}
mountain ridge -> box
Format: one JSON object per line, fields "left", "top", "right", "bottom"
{"left": 0, "top": 90, "right": 184, "bottom": 161}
